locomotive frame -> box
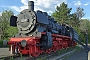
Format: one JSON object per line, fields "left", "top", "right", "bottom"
{"left": 8, "top": 32, "right": 76, "bottom": 57}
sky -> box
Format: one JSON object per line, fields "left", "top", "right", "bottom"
{"left": 0, "top": 0, "right": 90, "bottom": 19}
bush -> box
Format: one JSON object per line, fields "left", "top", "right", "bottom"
{"left": 0, "top": 40, "right": 3, "bottom": 47}
{"left": 0, "top": 40, "right": 9, "bottom": 48}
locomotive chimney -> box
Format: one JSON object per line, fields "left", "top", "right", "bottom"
{"left": 28, "top": 1, "right": 34, "bottom": 11}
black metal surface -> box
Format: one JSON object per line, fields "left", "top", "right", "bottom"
{"left": 40, "top": 32, "right": 52, "bottom": 50}
{"left": 28, "top": 1, "right": 34, "bottom": 11}
{"left": 10, "top": 16, "right": 17, "bottom": 26}
{"left": 36, "top": 11, "right": 49, "bottom": 24}
{"left": 72, "top": 29, "right": 79, "bottom": 41}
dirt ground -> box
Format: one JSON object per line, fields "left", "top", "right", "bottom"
{"left": 0, "top": 48, "right": 12, "bottom": 58}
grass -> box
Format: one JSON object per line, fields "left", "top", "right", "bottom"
{"left": 10, "top": 57, "right": 14, "bottom": 60}
{"left": 37, "top": 57, "right": 47, "bottom": 60}
{"left": 62, "top": 46, "right": 82, "bottom": 60}
{"left": 56, "top": 46, "right": 77, "bottom": 55}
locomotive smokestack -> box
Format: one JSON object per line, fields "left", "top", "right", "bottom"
{"left": 28, "top": 1, "right": 34, "bottom": 11}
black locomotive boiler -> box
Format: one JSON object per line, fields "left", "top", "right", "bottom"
{"left": 5, "top": 1, "right": 78, "bottom": 57}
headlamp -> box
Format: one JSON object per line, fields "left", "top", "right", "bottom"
{"left": 21, "top": 40, "right": 27, "bottom": 47}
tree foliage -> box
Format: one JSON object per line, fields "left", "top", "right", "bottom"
{"left": 79, "top": 19, "right": 90, "bottom": 32}
{"left": 79, "top": 19, "right": 90, "bottom": 43}
{"left": 52, "top": 3, "right": 85, "bottom": 28}
{"left": 0, "top": 10, "right": 18, "bottom": 40}
{"left": 71, "top": 7, "right": 85, "bottom": 27}
{"left": 52, "top": 2, "right": 72, "bottom": 24}
{"left": 75, "top": 7, "right": 85, "bottom": 20}
{"left": 70, "top": 13, "right": 79, "bottom": 27}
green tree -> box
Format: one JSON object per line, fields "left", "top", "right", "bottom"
{"left": 79, "top": 19, "right": 89, "bottom": 32}
{"left": 4, "top": 24, "right": 18, "bottom": 39}
{"left": 69, "top": 13, "right": 78, "bottom": 27}
{"left": 0, "top": 10, "right": 18, "bottom": 40}
{"left": 0, "top": 16, "right": 2, "bottom": 39}
{"left": 52, "top": 2, "right": 72, "bottom": 24}
{"left": 79, "top": 19, "right": 90, "bottom": 43}
{"left": 75, "top": 7, "right": 85, "bottom": 20}
{"left": 71, "top": 7, "right": 85, "bottom": 27}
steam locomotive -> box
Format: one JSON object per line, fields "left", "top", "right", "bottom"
{"left": 4, "top": 1, "right": 79, "bottom": 57}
